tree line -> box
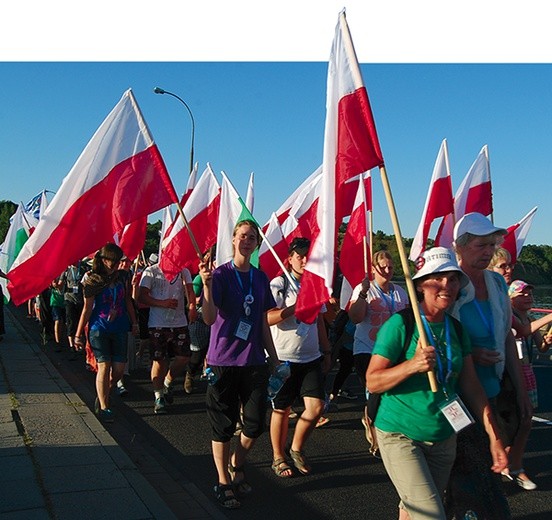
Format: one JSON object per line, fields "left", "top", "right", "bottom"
{"left": 1, "top": 200, "right": 550, "bottom": 286}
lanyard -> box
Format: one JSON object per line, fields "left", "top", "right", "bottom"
{"left": 111, "top": 284, "right": 118, "bottom": 308}
{"left": 232, "top": 261, "right": 254, "bottom": 316}
{"left": 374, "top": 281, "right": 395, "bottom": 313}
{"left": 421, "top": 313, "right": 453, "bottom": 397}
{"left": 472, "top": 299, "right": 494, "bottom": 337}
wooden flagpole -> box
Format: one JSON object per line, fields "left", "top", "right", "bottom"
{"left": 173, "top": 201, "right": 203, "bottom": 260}
{"left": 378, "top": 166, "right": 438, "bottom": 393}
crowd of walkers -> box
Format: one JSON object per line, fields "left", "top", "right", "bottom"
{"left": 13, "top": 212, "right": 552, "bottom": 519}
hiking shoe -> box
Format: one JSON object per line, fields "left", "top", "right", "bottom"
{"left": 154, "top": 397, "right": 168, "bottom": 414}
{"left": 98, "top": 408, "right": 114, "bottom": 423}
{"left": 163, "top": 384, "right": 174, "bottom": 404}
{"left": 184, "top": 372, "right": 194, "bottom": 394}
{"left": 338, "top": 390, "right": 358, "bottom": 400}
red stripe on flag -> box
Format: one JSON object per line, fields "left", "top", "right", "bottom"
{"left": 464, "top": 181, "right": 492, "bottom": 216}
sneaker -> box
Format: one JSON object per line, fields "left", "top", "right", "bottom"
{"left": 184, "top": 372, "right": 194, "bottom": 394}
{"left": 315, "top": 416, "right": 330, "bottom": 428}
{"left": 117, "top": 381, "right": 128, "bottom": 396}
{"left": 289, "top": 409, "right": 298, "bottom": 420}
{"left": 98, "top": 408, "right": 114, "bottom": 423}
{"left": 163, "top": 384, "right": 174, "bottom": 404}
{"left": 338, "top": 390, "right": 358, "bottom": 400}
{"left": 154, "top": 397, "right": 168, "bottom": 414}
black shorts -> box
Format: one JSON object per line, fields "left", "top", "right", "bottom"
{"left": 272, "top": 358, "right": 325, "bottom": 410}
{"left": 149, "top": 326, "right": 191, "bottom": 360}
{"left": 64, "top": 299, "right": 83, "bottom": 337}
{"left": 206, "top": 365, "right": 269, "bottom": 443}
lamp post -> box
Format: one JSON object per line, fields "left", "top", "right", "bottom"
{"left": 153, "top": 87, "right": 195, "bottom": 177}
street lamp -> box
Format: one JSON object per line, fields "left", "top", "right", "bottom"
{"left": 153, "top": 87, "right": 195, "bottom": 177}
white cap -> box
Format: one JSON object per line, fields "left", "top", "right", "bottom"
{"left": 453, "top": 212, "right": 507, "bottom": 241}
{"left": 148, "top": 253, "right": 159, "bottom": 264}
{"left": 412, "top": 247, "right": 469, "bottom": 288}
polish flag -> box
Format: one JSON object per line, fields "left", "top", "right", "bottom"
{"left": 258, "top": 212, "right": 288, "bottom": 280}
{"left": 502, "top": 206, "right": 538, "bottom": 264}
{"left": 339, "top": 173, "right": 372, "bottom": 308}
{"left": 409, "top": 139, "right": 454, "bottom": 260}
{"left": 158, "top": 205, "right": 174, "bottom": 259}
{"left": 159, "top": 163, "right": 221, "bottom": 279}
{"left": 7, "top": 90, "right": 178, "bottom": 305}
{"left": 180, "top": 162, "right": 199, "bottom": 207}
{"left": 262, "top": 165, "right": 322, "bottom": 232}
{"left": 295, "top": 10, "right": 384, "bottom": 324}
{"left": 437, "top": 145, "right": 492, "bottom": 247}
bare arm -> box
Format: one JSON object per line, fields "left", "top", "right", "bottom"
{"left": 262, "top": 313, "right": 280, "bottom": 366}
{"left": 75, "top": 296, "right": 94, "bottom": 342}
{"left": 198, "top": 260, "right": 217, "bottom": 325}
{"left": 348, "top": 276, "right": 371, "bottom": 324}
{"left": 458, "top": 355, "right": 508, "bottom": 473}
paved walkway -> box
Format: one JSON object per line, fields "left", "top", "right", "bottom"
{"left": 0, "top": 305, "right": 222, "bottom": 520}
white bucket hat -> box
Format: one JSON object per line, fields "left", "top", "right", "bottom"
{"left": 453, "top": 212, "right": 507, "bottom": 241}
{"left": 412, "top": 247, "right": 469, "bottom": 288}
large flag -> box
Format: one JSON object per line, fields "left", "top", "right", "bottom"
{"left": 502, "top": 206, "right": 538, "bottom": 264}
{"left": 295, "top": 10, "right": 384, "bottom": 324}
{"left": 7, "top": 89, "right": 178, "bottom": 305}
{"left": 339, "top": 173, "right": 372, "bottom": 308}
{"left": 409, "top": 139, "right": 454, "bottom": 260}
{"left": 159, "top": 164, "right": 221, "bottom": 279}
{"left": 215, "top": 172, "right": 259, "bottom": 267}
{"left": 25, "top": 190, "right": 52, "bottom": 220}
{"left": 181, "top": 161, "right": 199, "bottom": 207}
{"left": 0, "top": 204, "right": 39, "bottom": 302}
{"left": 437, "top": 145, "right": 492, "bottom": 247}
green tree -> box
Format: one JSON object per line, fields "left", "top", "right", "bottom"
{"left": 0, "top": 200, "right": 17, "bottom": 244}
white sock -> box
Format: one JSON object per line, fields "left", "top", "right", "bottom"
{"left": 163, "top": 377, "right": 172, "bottom": 388}
{"left": 154, "top": 390, "right": 163, "bottom": 400}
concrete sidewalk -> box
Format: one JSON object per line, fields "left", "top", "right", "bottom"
{"left": 0, "top": 306, "right": 218, "bottom": 520}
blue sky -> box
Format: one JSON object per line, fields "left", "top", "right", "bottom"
{"left": 2, "top": 2, "right": 551, "bottom": 245}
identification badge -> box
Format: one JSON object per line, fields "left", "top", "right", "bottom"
{"left": 296, "top": 321, "right": 311, "bottom": 337}
{"left": 439, "top": 395, "right": 474, "bottom": 433}
{"left": 72, "top": 286, "right": 78, "bottom": 294}
{"left": 235, "top": 320, "right": 252, "bottom": 341}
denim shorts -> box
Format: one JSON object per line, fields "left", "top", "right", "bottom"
{"left": 89, "top": 329, "right": 128, "bottom": 364}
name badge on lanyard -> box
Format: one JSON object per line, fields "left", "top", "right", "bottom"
{"left": 235, "top": 320, "right": 252, "bottom": 341}
{"left": 439, "top": 396, "right": 474, "bottom": 433}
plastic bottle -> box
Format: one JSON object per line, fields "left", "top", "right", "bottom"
{"left": 163, "top": 286, "right": 180, "bottom": 322}
{"left": 267, "top": 361, "right": 291, "bottom": 400}
{"left": 204, "top": 367, "right": 218, "bottom": 386}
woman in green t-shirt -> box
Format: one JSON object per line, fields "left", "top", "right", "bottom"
{"left": 366, "top": 247, "right": 507, "bottom": 520}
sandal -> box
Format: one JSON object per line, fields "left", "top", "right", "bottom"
{"left": 214, "top": 483, "right": 241, "bottom": 509}
{"left": 271, "top": 457, "right": 293, "bottom": 478}
{"left": 289, "top": 449, "right": 311, "bottom": 475}
{"left": 228, "top": 462, "right": 253, "bottom": 496}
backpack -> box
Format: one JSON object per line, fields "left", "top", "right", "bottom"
{"left": 364, "top": 308, "right": 463, "bottom": 457}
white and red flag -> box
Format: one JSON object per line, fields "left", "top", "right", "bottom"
{"left": 437, "top": 145, "right": 492, "bottom": 247}
{"left": 339, "top": 173, "right": 372, "bottom": 309}
{"left": 295, "top": 10, "right": 384, "bottom": 324}
{"left": 409, "top": 139, "right": 454, "bottom": 260}
{"left": 7, "top": 89, "right": 178, "bottom": 305}
{"left": 180, "top": 161, "right": 199, "bottom": 207}
{"left": 258, "top": 212, "right": 288, "bottom": 280}
{"left": 158, "top": 205, "right": 174, "bottom": 259}
{"left": 501, "top": 206, "right": 538, "bottom": 264}
{"left": 159, "top": 163, "right": 221, "bottom": 279}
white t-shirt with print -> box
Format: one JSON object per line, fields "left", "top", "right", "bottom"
{"left": 139, "top": 264, "right": 192, "bottom": 328}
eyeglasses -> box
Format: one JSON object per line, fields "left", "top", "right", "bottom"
{"left": 494, "top": 263, "right": 513, "bottom": 271}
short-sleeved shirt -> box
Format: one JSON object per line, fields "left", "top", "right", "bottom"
{"left": 269, "top": 274, "right": 322, "bottom": 364}
{"left": 206, "top": 262, "right": 276, "bottom": 367}
{"left": 88, "top": 273, "right": 131, "bottom": 334}
{"left": 62, "top": 264, "right": 87, "bottom": 304}
{"left": 352, "top": 282, "right": 409, "bottom": 355}
{"left": 139, "top": 264, "right": 192, "bottom": 328}
{"left": 373, "top": 312, "right": 472, "bottom": 442}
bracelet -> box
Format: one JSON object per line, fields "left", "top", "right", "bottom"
{"left": 358, "top": 291, "right": 368, "bottom": 300}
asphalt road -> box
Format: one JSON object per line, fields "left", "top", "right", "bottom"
{"left": 12, "top": 303, "right": 552, "bottom": 519}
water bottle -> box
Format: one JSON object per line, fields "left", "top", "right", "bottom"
{"left": 204, "top": 367, "right": 218, "bottom": 386}
{"left": 267, "top": 361, "right": 291, "bottom": 400}
{"left": 164, "top": 286, "right": 180, "bottom": 322}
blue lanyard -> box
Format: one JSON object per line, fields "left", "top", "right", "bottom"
{"left": 374, "top": 282, "right": 395, "bottom": 313}
{"left": 231, "top": 261, "right": 253, "bottom": 302}
{"left": 111, "top": 285, "right": 118, "bottom": 307}
{"left": 421, "top": 313, "right": 452, "bottom": 392}
{"left": 472, "top": 299, "right": 494, "bottom": 337}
